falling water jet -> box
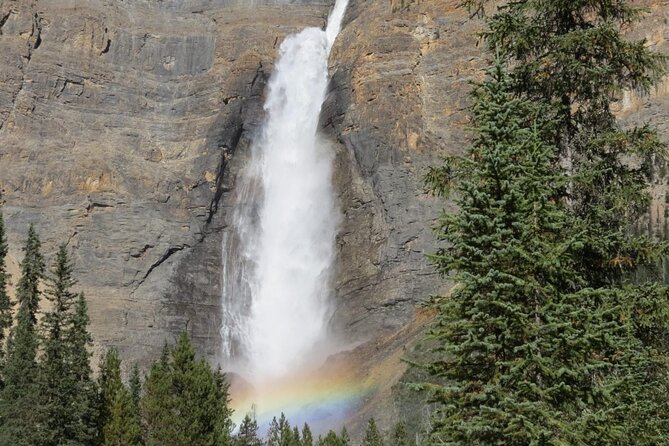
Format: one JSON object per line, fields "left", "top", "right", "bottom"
{"left": 220, "top": 0, "right": 349, "bottom": 396}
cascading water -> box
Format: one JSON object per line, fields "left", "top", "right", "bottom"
{"left": 221, "top": 0, "right": 348, "bottom": 385}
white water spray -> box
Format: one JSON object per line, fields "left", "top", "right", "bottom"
{"left": 221, "top": 0, "right": 348, "bottom": 383}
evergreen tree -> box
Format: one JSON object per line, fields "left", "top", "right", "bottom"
{"left": 316, "top": 431, "right": 345, "bottom": 446}
{"left": 128, "top": 363, "right": 143, "bottom": 442}
{"left": 141, "top": 345, "right": 172, "bottom": 446}
{"left": 233, "top": 413, "right": 262, "bottom": 446}
{"left": 0, "top": 210, "right": 12, "bottom": 367}
{"left": 457, "top": 1, "right": 669, "bottom": 443}
{"left": 292, "top": 427, "right": 302, "bottom": 446}
{"left": 103, "top": 386, "right": 143, "bottom": 446}
{"left": 389, "top": 422, "right": 413, "bottom": 446}
{"left": 266, "top": 413, "right": 297, "bottom": 446}
{"left": 142, "top": 333, "right": 232, "bottom": 446}
{"left": 338, "top": 427, "right": 349, "bottom": 446}
{"left": 301, "top": 424, "right": 314, "bottom": 446}
{"left": 129, "top": 364, "right": 142, "bottom": 410}
{"left": 0, "top": 225, "right": 45, "bottom": 445}
{"left": 99, "top": 348, "right": 125, "bottom": 440}
{"left": 15, "top": 225, "right": 44, "bottom": 321}
{"left": 422, "top": 63, "right": 635, "bottom": 444}
{"left": 40, "top": 244, "right": 97, "bottom": 445}
{"left": 361, "top": 419, "right": 383, "bottom": 446}
{"left": 66, "top": 292, "right": 99, "bottom": 444}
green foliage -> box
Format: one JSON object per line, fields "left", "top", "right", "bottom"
{"left": 129, "top": 364, "right": 143, "bottom": 421}
{"left": 361, "top": 419, "right": 383, "bottom": 446}
{"left": 0, "top": 225, "right": 45, "bottom": 446}
{"left": 234, "top": 413, "right": 262, "bottom": 446}
{"left": 339, "top": 427, "right": 350, "bottom": 446}
{"left": 266, "top": 413, "right": 299, "bottom": 446}
{"left": 418, "top": 0, "right": 669, "bottom": 443}
{"left": 0, "top": 210, "right": 12, "bottom": 365}
{"left": 316, "top": 430, "right": 348, "bottom": 446}
{"left": 40, "top": 246, "right": 98, "bottom": 446}
{"left": 389, "top": 422, "right": 413, "bottom": 446}
{"left": 103, "top": 386, "right": 143, "bottom": 446}
{"left": 142, "top": 332, "right": 232, "bottom": 446}
{"left": 99, "top": 348, "right": 125, "bottom": 437}
{"left": 450, "top": 1, "right": 669, "bottom": 444}
{"left": 421, "top": 63, "right": 644, "bottom": 444}
{"left": 96, "top": 350, "right": 142, "bottom": 446}
{"left": 16, "top": 225, "right": 45, "bottom": 323}
{"left": 301, "top": 424, "right": 314, "bottom": 446}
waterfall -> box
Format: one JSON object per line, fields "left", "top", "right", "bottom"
{"left": 221, "top": 0, "right": 348, "bottom": 384}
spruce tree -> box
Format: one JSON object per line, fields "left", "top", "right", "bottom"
{"left": 266, "top": 417, "right": 281, "bottom": 446}
{"left": 99, "top": 348, "right": 125, "bottom": 440}
{"left": 234, "top": 413, "right": 262, "bottom": 446}
{"left": 66, "top": 292, "right": 99, "bottom": 444}
{"left": 457, "top": 1, "right": 669, "bottom": 443}
{"left": 292, "top": 427, "right": 301, "bottom": 446}
{"left": 0, "top": 225, "right": 45, "bottom": 445}
{"left": 142, "top": 333, "right": 232, "bottom": 446}
{"left": 99, "top": 349, "right": 144, "bottom": 446}
{"left": 301, "top": 424, "right": 314, "bottom": 446}
{"left": 361, "top": 419, "right": 383, "bottom": 446}
{"left": 422, "top": 63, "right": 636, "bottom": 444}
{"left": 338, "top": 427, "right": 349, "bottom": 446}
{"left": 316, "top": 431, "right": 345, "bottom": 446}
{"left": 40, "top": 244, "right": 97, "bottom": 446}
{"left": 103, "top": 386, "right": 143, "bottom": 446}
{"left": 0, "top": 210, "right": 12, "bottom": 367}
{"left": 128, "top": 363, "right": 143, "bottom": 442}
{"left": 129, "top": 364, "right": 142, "bottom": 410}
{"left": 389, "top": 422, "right": 413, "bottom": 446}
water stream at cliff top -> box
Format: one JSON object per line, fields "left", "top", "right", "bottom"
{"left": 220, "top": 0, "right": 347, "bottom": 387}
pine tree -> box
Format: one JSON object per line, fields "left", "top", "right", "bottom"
{"left": 422, "top": 63, "right": 636, "bottom": 444}
{"left": 361, "top": 419, "right": 383, "bottom": 446}
{"left": 266, "top": 413, "right": 297, "bottom": 446}
{"left": 142, "top": 333, "right": 232, "bottom": 446}
{"left": 128, "top": 363, "right": 143, "bottom": 442}
{"left": 99, "top": 348, "right": 145, "bottom": 446}
{"left": 0, "top": 225, "right": 45, "bottom": 445}
{"left": 457, "top": 1, "right": 669, "bottom": 443}
{"left": 40, "top": 244, "right": 97, "bottom": 446}
{"left": 15, "top": 225, "right": 44, "bottom": 322}
{"left": 293, "top": 427, "right": 302, "bottom": 445}
{"left": 141, "top": 345, "right": 172, "bottom": 446}
{"left": 103, "top": 386, "right": 143, "bottom": 446}
{"left": 66, "top": 292, "right": 99, "bottom": 444}
{"left": 266, "top": 417, "right": 281, "bottom": 446}
{"left": 129, "top": 364, "right": 142, "bottom": 410}
{"left": 389, "top": 422, "right": 413, "bottom": 446}
{"left": 0, "top": 210, "right": 12, "bottom": 367}
{"left": 99, "top": 348, "right": 125, "bottom": 439}
{"left": 301, "top": 424, "right": 314, "bottom": 446}
{"left": 316, "top": 431, "right": 345, "bottom": 446}
{"left": 233, "top": 413, "right": 262, "bottom": 446}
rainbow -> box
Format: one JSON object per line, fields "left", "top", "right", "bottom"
{"left": 229, "top": 371, "right": 375, "bottom": 432}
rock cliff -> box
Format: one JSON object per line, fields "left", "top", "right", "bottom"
{"left": 0, "top": 0, "right": 332, "bottom": 365}
{"left": 1, "top": 0, "right": 669, "bottom": 436}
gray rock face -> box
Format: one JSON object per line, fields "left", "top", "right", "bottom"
{"left": 0, "top": 0, "right": 332, "bottom": 366}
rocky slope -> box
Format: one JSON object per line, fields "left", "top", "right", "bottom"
{"left": 1, "top": 0, "right": 669, "bottom": 436}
